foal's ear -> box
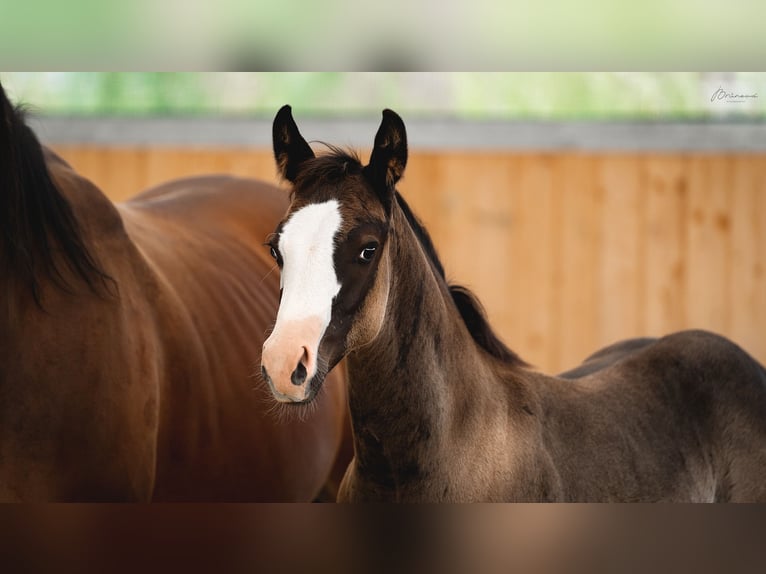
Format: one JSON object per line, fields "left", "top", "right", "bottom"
{"left": 364, "top": 109, "right": 408, "bottom": 204}
{"left": 273, "top": 105, "right": 315, "bottom": 183}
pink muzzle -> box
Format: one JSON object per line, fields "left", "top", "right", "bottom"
{"left": 261, "top": 316, "right": 324, "bottom": 402}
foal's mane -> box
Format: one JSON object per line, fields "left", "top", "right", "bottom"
{"left": 0, "top": 83, "right": 111, "bottom": 306}
{"left": 394, "top": 192, "right": 527, "bottom": 367}
{"left": 296, "top": 149, "right": 525, "bottom": 366}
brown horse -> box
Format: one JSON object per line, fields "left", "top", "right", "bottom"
{"left": 0, "top": 84, "right": 350, "bottom": 501}
{"left": 261, "top": 105, "right": 766, "bottom": 502}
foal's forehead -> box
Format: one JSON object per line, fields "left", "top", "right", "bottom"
{"left": 286, "top": 179, "right": 388, "bottom": 232}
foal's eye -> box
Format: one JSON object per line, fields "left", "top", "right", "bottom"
{"left": 269, "top": 246, "right": 279, "bottom": 261}
{"left": 358, "top": 244, "right": 377, "bottom": 264}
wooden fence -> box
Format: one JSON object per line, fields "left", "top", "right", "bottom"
{"left": 53, "top": 146, "right": 766, "bottom": 374}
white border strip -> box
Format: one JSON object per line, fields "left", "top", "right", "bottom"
{"left": 27, "top": 115, "right": 766, "bottom": 152}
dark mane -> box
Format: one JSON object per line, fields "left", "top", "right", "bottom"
{"left": 394, "top": 192, "right": 527, "bottom": 367}
{"left": 0, "top": 83, "right": 112, "bottom": 306}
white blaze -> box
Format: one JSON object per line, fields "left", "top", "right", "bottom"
{"left": 276, "top": 200, "right": 342, "bottom": 327}
{"left": 261, "top": 200, "right": 343, "bottom": 400}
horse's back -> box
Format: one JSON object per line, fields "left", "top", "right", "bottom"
{"left": 119, "top": 175, "right": 288, "bottom": 313}
{"left": 125, "top": 174, "right": 287, "bottom": 233}
{"left": 558, "top": 337, "right": 658, "bottom": 379}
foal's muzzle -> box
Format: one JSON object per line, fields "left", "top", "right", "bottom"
{"left": 261, "top": 364, "right": 309, "bottom": 403}
{"left": 260, "top": 316, "right": 324, "bottom": 403}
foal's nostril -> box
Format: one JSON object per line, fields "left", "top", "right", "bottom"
{"left": 291, "top": 361, "right": 307, "bottom": 386}
{"left": 261, "top": 365, "right": 272, "bottom": 385}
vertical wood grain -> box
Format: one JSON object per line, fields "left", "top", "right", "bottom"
{"left": 728, "top": 156, "right": 766, "bottom": 360}
{"left": 597, "top": 155, "right": 643, "bottom": 348}
{"left": 685, "top": 156, "right": 732, "bottom": 332}
{"left": 554, "top": 154, "right": 602, "bottom": 370}
{"left": 642, "top": 156, "right": 687, "bottom": 337}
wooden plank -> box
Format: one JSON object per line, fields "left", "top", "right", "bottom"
{"left": 642, "top": 156, "right": 687, "bottom": 336}
{"left": 399, "top": 151, "right": 457, "bottom": 274}
{"left": 554, "top": 154, "right": 602, "bottom": 371}
{"left": 223, "top": 149, "right": 282, "bottom": 186}
{"left": 728, "top": 156, "right": 766, "bottom": 360}
{"left": 401, "top": 152, "right": 527, "bottom": 362}
{"left": 54, "top": 147, "right": 281, "bottom": 200}
{"left": 685, "top": 156, "right": 732, "bottom": 333}
{"left": 597, "top": 155, "right": 643, "bottom": 345}
{"left": 506, "top": 154, "right": 556, "bottom": 371}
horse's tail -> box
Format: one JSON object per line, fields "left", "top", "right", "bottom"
{"left": 0, "top": 81, "right": 112, "bottom": 306}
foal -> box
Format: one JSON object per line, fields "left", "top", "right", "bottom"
{"left": 261, "top": 106, "right": 766, "bottom": 502}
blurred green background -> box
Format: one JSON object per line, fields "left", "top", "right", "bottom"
{"left": 2, "top": 73, "right": 764, "bottom": 119}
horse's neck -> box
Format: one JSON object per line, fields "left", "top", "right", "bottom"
{"left": 344, "top": 206, "right": 504, "bottom": 499}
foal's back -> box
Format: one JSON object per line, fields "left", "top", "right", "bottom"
{"left": 529, "top": 330, "right": 766, "bottom": 502}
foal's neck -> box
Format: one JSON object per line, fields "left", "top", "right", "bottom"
{"left": 344, "top": 202, "right": 508, "bottom": 499}
{"left": 349, "top": 201, "right": 484, "bottom": 395}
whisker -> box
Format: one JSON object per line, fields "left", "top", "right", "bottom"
{"left": 251, "top": 363, "right": 321, "bottom": 425}
{"left": 260, "top": 263, "right": 280, "bottom": 286}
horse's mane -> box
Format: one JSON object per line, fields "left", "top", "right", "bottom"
{"left": 0, "top": 83, "right": 112, "bottom": 306}
{"left": 394, "top": 191, "right": 527, "bottom": 367}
